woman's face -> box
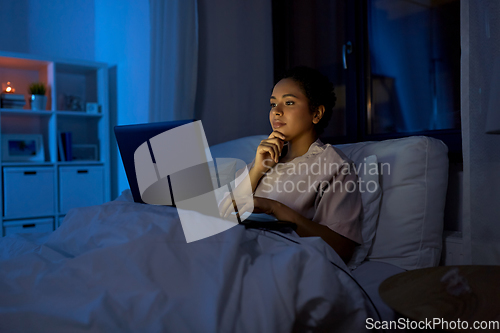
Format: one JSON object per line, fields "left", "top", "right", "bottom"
{"left": 269, "top": 78, "right": 316, "bottom": 141}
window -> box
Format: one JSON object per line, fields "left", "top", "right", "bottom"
{"left": 272, "top": 0, "right": 461, "bottom": 159}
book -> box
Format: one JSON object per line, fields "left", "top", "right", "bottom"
{"left": 62, "top": 132, "right": 72, "bottom": 161}
{"left": 0, "top": 98, "right": 26, "bottom": 109}
{"left": 67, "top": 132, "right": 73, "bottom": 161}
{"left": 1, "top": 100, "right": 25, "bottom": 104}
{"left": 57, "top": 131, "right": 66, "bottom": 161}
{"left": 1, "top": 100, "right": 25, "bottom": 105}
{"left": 1, "top": 93, "right": 26, "bottom": 101}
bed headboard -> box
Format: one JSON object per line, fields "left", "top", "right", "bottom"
{"left": 210, "top": 135, "right": 449, "bottom": 271}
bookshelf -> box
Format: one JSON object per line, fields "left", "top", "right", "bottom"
{"left": 0, "top": 51, "right": 110, "bottom": 236}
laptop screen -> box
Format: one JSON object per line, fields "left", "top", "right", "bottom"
{"left": 114, "top": 119, "right": 195, "bottom": 204}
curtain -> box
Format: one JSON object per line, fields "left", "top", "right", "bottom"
{"left": 461, "top": 0, "right": 500, "bottom": 264}
{"left": 149, "top": 0, "right": 199, "bottom": 122}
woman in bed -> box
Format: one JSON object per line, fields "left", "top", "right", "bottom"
{"left": 222, "top": 66, "right": 362, "bottom": 263}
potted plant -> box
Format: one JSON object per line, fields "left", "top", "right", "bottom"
{"left": 28, "top": 82, "right": 47, "bottom": 111}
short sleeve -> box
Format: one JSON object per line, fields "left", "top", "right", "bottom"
{"left": 312, "top": 161, "right": 363, "bottom": 244}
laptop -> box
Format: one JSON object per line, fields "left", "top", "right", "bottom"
{"left": 114, "top": 119, "right": 195, "bottom": 205}
{"left": 114, "top": 120, "right": 296, "bottom": 231}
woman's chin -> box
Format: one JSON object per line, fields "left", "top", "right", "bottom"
{"left": 273, "top": 128, "right": 286, "bottom": 136}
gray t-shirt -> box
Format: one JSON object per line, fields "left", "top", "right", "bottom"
{"left": 248, "top": 139, "right": 363, "bottom": 244}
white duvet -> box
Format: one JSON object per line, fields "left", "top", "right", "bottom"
{"left": 0, "top": 194, "right": 371, "bottom": 332}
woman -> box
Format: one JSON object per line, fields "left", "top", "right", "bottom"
{"left": 222, "top": 67, "right": 362, "bottom": 263}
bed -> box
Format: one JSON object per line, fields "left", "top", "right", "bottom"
{"left": 0, "top": 134, "right": 449, "bottom": 332}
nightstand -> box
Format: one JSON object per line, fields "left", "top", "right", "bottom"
{"left": 379, "top": 266, "right": 500, "bottom": 332}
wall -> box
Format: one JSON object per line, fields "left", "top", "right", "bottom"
{"left": 94, "top": 1, "right": 150, "bottom": 198}
{"left": 461, "top": 0, "right": 500, "bottom": 264}
{"left": 195, "top": 0, "right": 274, "bottom": 146}
{"left": 28, "top": 0, "right": 96, "bottom": 61}
{"left": 0, "top": 0, "right": 95, "bottom": 60}
{"left": 0, "top": 0, "right": 30, "bottom": 53}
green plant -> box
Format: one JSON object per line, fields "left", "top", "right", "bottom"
{"left": 28, "top": 82, "right": 46, "bottom": 95}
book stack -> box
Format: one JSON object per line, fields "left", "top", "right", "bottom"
{"left": 0, "top": 93, "right": 26, "bottom": 109}
{"left": 58, "top": 131, "right": 73, "bottom": 161}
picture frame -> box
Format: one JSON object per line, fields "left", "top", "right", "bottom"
{"left": 2, "top": 134, "right": 45, "bottom": 162}
{"left": 66, "top": 95, "right": 83, "bottom": 112}
{"left": 86, "top": 102, "right": 99, "bottom": 114}
{"left": 72, "top": 144, "right": 98, "bottom": 161}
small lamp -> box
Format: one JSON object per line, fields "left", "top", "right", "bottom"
{"left": 2, "top": 81, "right": 16, "bottom": 94}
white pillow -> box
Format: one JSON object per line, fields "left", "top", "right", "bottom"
{"left": 336, "top": 136, "right": 449, "bottom": 270}
{"left": 209, "top": 135, "right": 267, "bottom": 169}
{"left": 347, "top": 155, "right": 382, "bottom": 270}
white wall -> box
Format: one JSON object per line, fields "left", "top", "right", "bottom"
{"left": 94, "top": 1, "right": 150, "bottom": 198}
{"left": 27, "top": 0, "right": 96, "bottom": 61}
{"left": 0, "top": 0, "right": 30, "bottom": 53}
{"left": 0, "top": 0, "right": 95, "bottom": 60}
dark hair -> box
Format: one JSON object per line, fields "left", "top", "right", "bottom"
{"left": 281, "top": 66, "right": 336, "bottom": 136}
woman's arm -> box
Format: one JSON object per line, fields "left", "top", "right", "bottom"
{"left": 248, "top": 166, "right": 267, "bottom": 193}
{"left": 220, "top": 132, "right": 285, "bottom": 216}
{"left": 253, "top": 197, "right": 357, "bottom": 263}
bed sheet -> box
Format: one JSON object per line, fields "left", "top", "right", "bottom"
{"left": 0, "top": 196, "right": 373, "bottom": 333}
{"left": 352, "top": 261, "right": 407, "bottom": 332}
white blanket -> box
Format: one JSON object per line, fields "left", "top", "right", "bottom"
{"left": 0, "top": 196, "right": 371, "bottom": 332}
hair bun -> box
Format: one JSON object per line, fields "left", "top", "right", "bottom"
{"left": 281, "top": 66, "right": 336, "bottom": 135}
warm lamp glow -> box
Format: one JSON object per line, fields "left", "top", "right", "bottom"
{"left": 2, "top": 81, "right": 15, "bottom": 93}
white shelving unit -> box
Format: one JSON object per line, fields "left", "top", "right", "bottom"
{"left": 0, "top": 51, "right": 110, "bottom": 236}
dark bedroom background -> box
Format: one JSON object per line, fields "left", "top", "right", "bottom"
{"left": 272, "top": 0, "right": 461, "bottom": 153}
{"left": 271, "top": 0, "right": 461, "bottom": 232}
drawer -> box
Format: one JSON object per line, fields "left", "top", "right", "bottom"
{"left": 57, "top": 216, "right": 66, "bottom": 228}
{"left": 59, "top": 166, "right": 104, "bottom": 214}
{"left": 3, "top": 218, "right": 54, "bottom": 236}
{"left": 3, "top": 167, "right": 55, "bottom": 218}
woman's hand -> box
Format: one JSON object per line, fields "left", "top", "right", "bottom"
{"left": 240, "top": 197, "right": 284, "bottom": 218}
{"left": 222, "top": 195, "right": 356, "bottom": 262}
{"left": 219, "top": 196, "right": 279, "bottom": 219}
{"left": 253, "top": 131, "right": 286, "bottom": 174}
{"left": 250, "top": 197, "right": 279, "bottom": 216}
{"left": 253, "top": 198, "right": 357, "bottom": 263}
